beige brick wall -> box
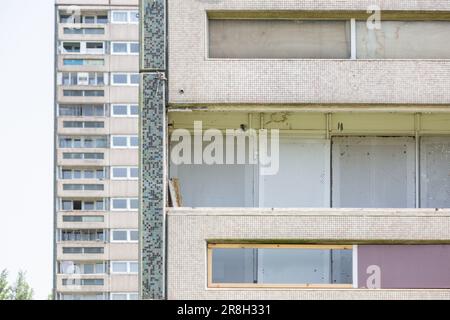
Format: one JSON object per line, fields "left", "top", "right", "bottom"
{"left": 167, "top": 208, "right": 450, "bottom": 299}
{"left": 168, "top": 0, "right": 450, "bottom": 105}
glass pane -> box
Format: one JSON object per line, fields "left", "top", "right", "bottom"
{"left": 420, "top": 136, "right": 450, "bottom": 208}
{"left": 112, "top": 136, "right": 128, "bottom": 147}
{"left": 83, "top": 264, "right": 94, "bottom": 274}
{"left": 129, "top": 262, "right": 138, "bottom": 273}
{"left": 130, "top": 11, "right": 139, "bottom": 23}
{"left": 95, "top": 201, "right": 104, "bottom": 211}
{"left": 130, "top": 74, "right": 140, "bottom": 85}
{"left": 130, "top": 231, "right": 138, "bottom": 241}
{"left": 84, "top": 170, "right": 94, "bottom": 179}
{"left": 112, "top": 12, "right": 128, "bottom": 23}
{"left": 112, "top": 262, "right": 128, "bottom": 273}
{"left": 212, "top": 249, "right": 256, "bottom": 284}
{"left": 332, "top": 137, "right": 416, "bottom": 208}
{"left": 112, "top": 105, "right": 128, "bottom": 116}
{"left": 112, "top": 199, "right": 127, "bottom": 209}
{"left": 97, "top": 16, "right": 108, "bottom": 24}
{"left": 111, "top": 294, "right": 127, "bottom": 300}
{"left": 112, "top": 231, "right": 127, "bottom": 241}
{"left": 84, "top": 202, "right": 95, "bottom": 210}
{"left": 130, "top": 136, "right": 139, "bottom": 147}
{"left": 130, "top": 43, "right": 139, "bottom": 53}
{"left": 356, "top": 21, "right": 450, "bottom": 59}
{"left": 130, "top": 105, "right": 139, "bottom": 116}
{"left": 113, "top": 168, "right": 128, "bottom": 178}
{"left": 130, "top": 199, "right": 139, "bottom": 210}
{"left": 62, "top": 201, "right": 72, "bottom": 211}
{"left": 113, "top": 74, "right": 128, "bottom": 84}
{"left": 209, "top": 20, "right": 351, "bottom": 59}
{"left": 130, "top": 168, "right": 139, "bottom": 178}
{"left": 112, "top": 43, "right": 128, "bottom": 53}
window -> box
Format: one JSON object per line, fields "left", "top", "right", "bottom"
{"left": 111, "top": 230, "right": 138, "bottom": 243}
{"left": 63, "top": 59, "right": 104, "bottom": 66}
{"left": 111, "top": 198, "right": 138, "bottom": 211}
{"left": 60, "top": 72, "right": 105, "bottom": 86}
{"left": 63, "top": 153, "right": 104, "bottom": 160}
{"left": 61, "top": 42, "right": 105, "bottom": 55}
{"left": 111, "top": 136, "right": 138, "bottom": 148}
{"left": 60, "top": 199, "right": 105, "bottom": 211}
{"left": 111, "top": 42, "right": 139, "bottom": 55}
{"left": 111, "top": 167, "right": 138, "bottom": 180}
{"left": 208, "top": 19, "right": 351, "bottom": 59}
{"left": 60, "top": 168, "right": 105, "bottom": 180}
{"left": 111, "top": 11, "right": 128, "bottom": 23}
{"left": 59, "top": 13, "right": 108, "bottom": 25}
{"left": 58, "top": 104, "right": 106, "bottom": 117}
{"left": 62, "top": 279, "right": 104, "bottom": 286}
{"left": 110, "top": 293, "right": 138, "bottom": 300}
{"left": 63, "top": 121, "right": 104, "bottom": 128}
{"left": 111, "top": 261, "right": 138, "bottom": 274}
{"left": 63, "top": 90, "right": 104, "bottom": 97}
{"left": 59, "top": 136, "right": 108, "bottom": 148}
{"left": 59, "top": 262, "right": 105, "bottom": 275}
{"left": 356, "top": 21, "right": 450, "bottom": 59}
{"left": 208, "top": 244, "right": 353, "bottom": 288}
{"left": 111, "top": 104, "right": 139, "bottom": 117}
{"left": 111, "top": 11, "right": 139, "bottom": 24}
{"left": 331, "top": 137, "right": 416, "bottom": 208}
{"left": 60, "top": 230, "right": 105, "bottom": 242}
{"left": 111, "top": 73, "right": 139, "bottom": 86}
{"left": 62, "top": 216, "right": 104, "bottom": 223}
{"left": 420, "top": 136, "right": 450, "bottom": 208}
{"left": 62, "top": 247, "right": 104, "bottom": 254}
{"left": 63, "top": 42, "right": 81, "bottom": 53}
{"left": 63, "top": 184, "right": 104, "bottom": 191}
{"left": 64, "top": 27, "right": 105, "bottom": 35}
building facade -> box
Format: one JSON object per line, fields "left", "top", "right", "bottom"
{"left": 141, "top": 0, "right": 450, "bottom": 300}
{"left": 54, "top": 0, "right": 140, "bottom": 300}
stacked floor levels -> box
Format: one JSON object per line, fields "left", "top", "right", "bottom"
{"left": 54, "top": 0, "right": 140, "bottom": 300}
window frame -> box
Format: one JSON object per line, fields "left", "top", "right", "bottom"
{"left": 110, "top": 73, "right": 140, "bottom": 86}
{"left": 110, "top": 261, "right": 139, "bottom": 274}
{"left": 110, "top": 198, "right": 139, "bottom": 211}
{"left": 110, "top": 229, "right": 139, "bottom": 243}
{"left": 111, "top": 135, "right": 139, "bottom": 149}
{"left": 111, "top": 42, "right": 139, "bottom": 55}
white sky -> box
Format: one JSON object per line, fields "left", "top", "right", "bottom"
{"left": 0, "top": 0, "right": 54, "bottom": 299}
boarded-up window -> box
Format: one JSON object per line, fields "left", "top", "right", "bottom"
{"left": 332, "top": 137, "right": 416, "bottom": 208}
{"left": 356, "top": 21, "right": 450, "bottom": 59}
{"left": 260, "top": 138, "right": 329, "bottom": 208}
{"left": 420, "top": 136, "right": 450, "bottom": 208}
{"left": 209, "top": 20, "right": 351, "bottom": 59}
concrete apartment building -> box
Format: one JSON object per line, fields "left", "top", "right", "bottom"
{"left": 140, "top": 1, "right": 450, "bottom": 300}
{"left": 54, "top": 0, "right": 140, "bottom": 300}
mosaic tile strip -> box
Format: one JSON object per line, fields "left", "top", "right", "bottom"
{"left": 141, "top": 0, "right": 166, "bottom": 71}
{"left": 140, "top": 72, "right": 166, "bottom": 299}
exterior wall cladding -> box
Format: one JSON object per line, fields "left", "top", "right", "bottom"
{"left": 54, "top": 0, "right": 140, "bottom": 300}
{"left": 141, "top": 0, "right": 450, "bottom": 300}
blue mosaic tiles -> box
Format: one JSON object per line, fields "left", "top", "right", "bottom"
{"left": 141, "top": 0, "right": 166, "bottom": 71}
{"left": 140, "top": 0, "right": 167, "bottom": 300}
